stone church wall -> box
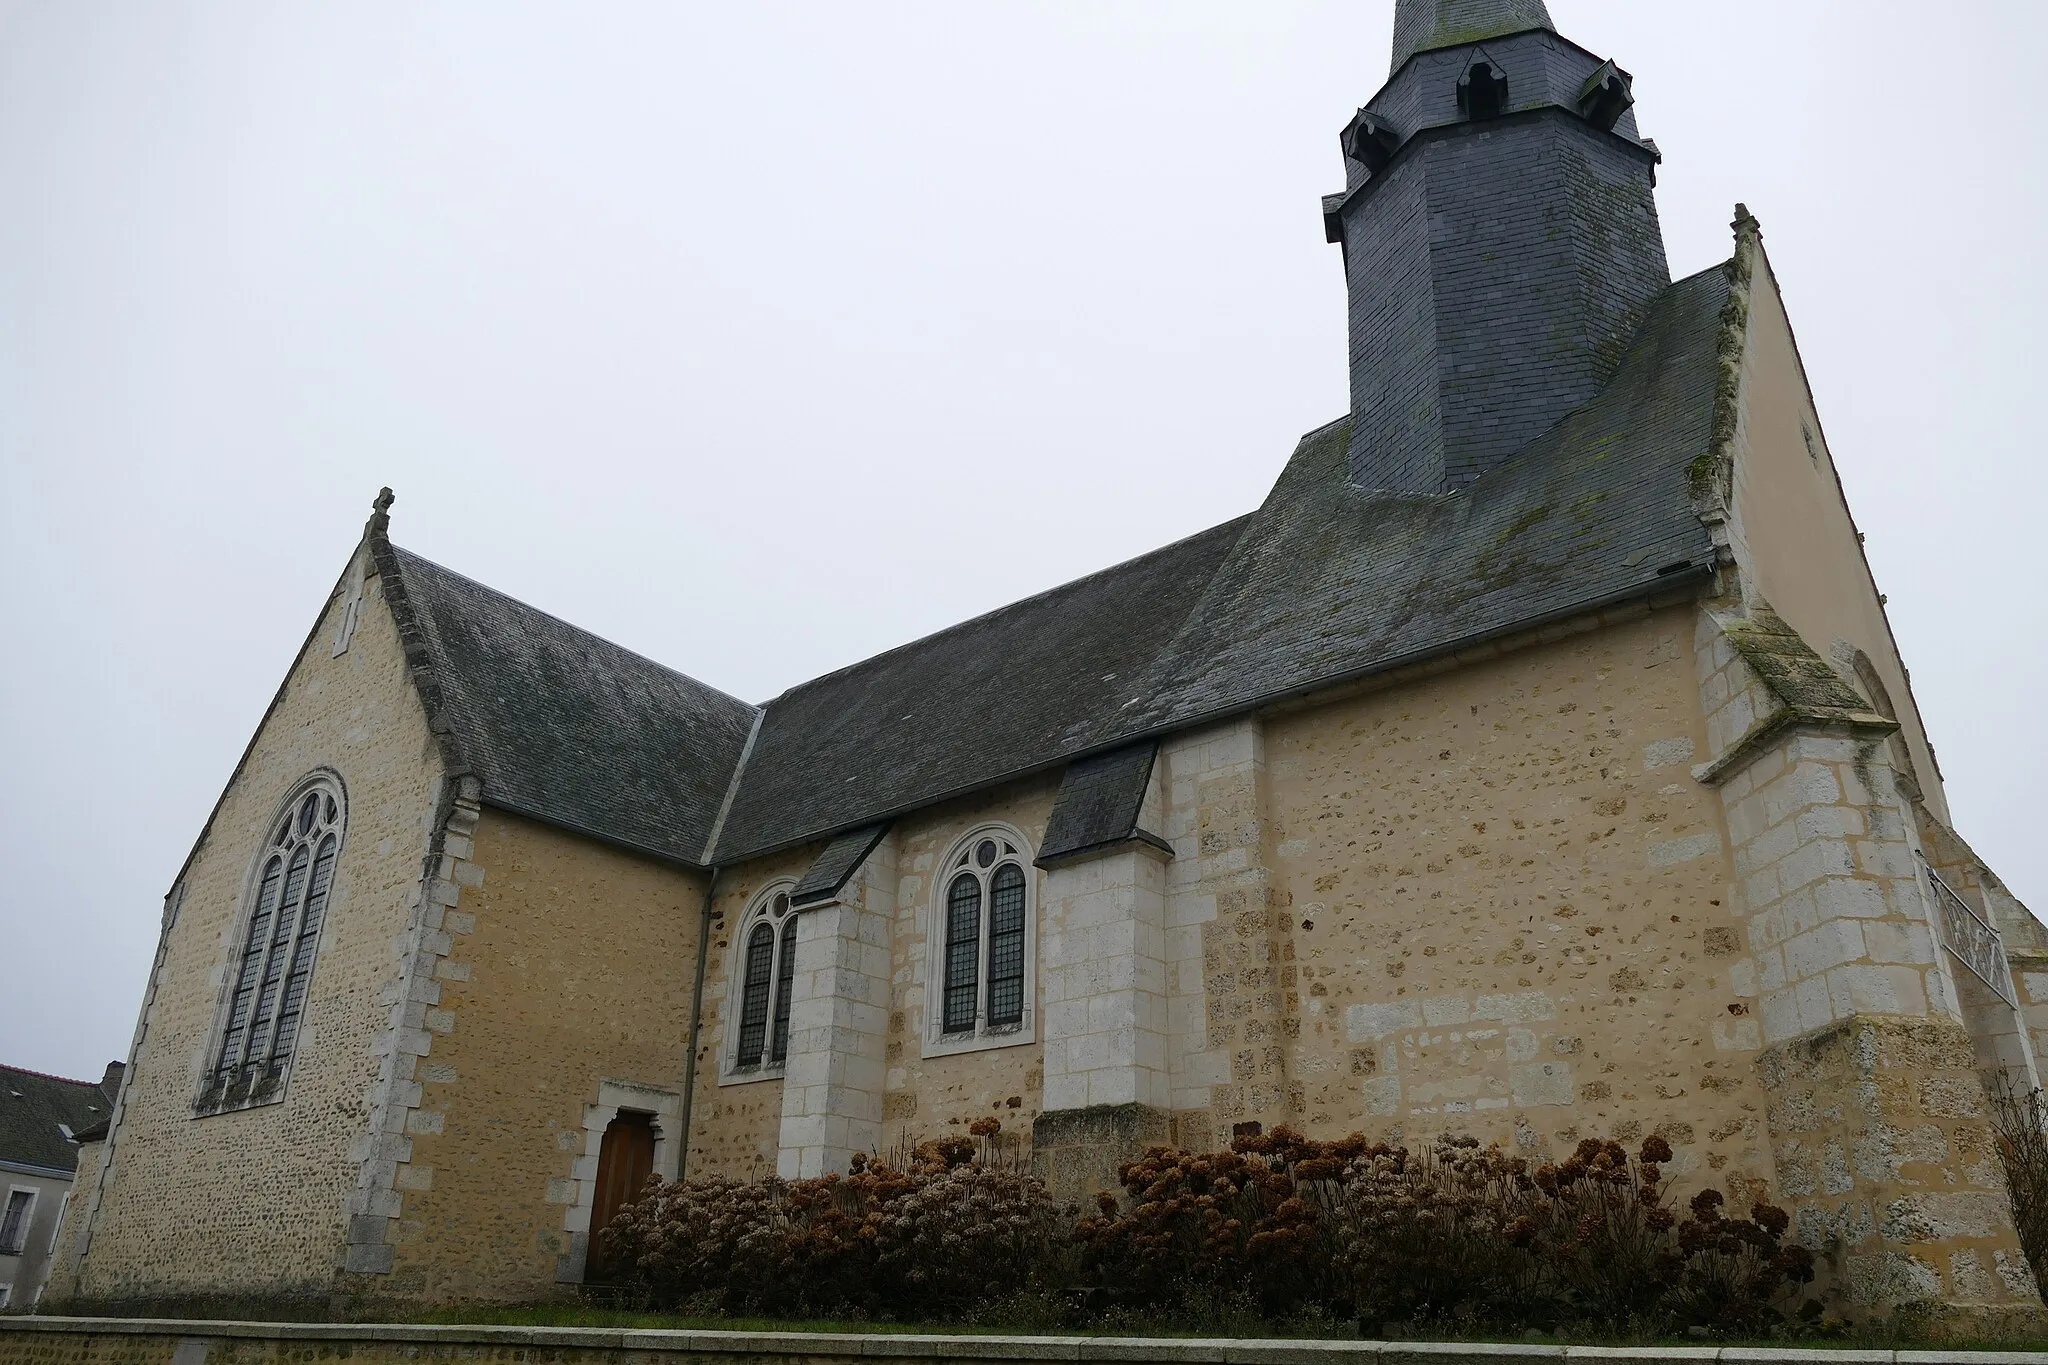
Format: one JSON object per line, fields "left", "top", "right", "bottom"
{"left": 684, "top": 845, "right": 814, "bottom": 1180}
{"left": 686, "top": 778, "right": 1060, "bottom": 1179}
{"left": 373, "top": 807, "right": 709, "bottom": 1302}
{"left": 65, "top": 560, "right": 448, "bottom": 1302}
{"left": 877, "top": 777, "right": 1057, "bottom": 1156}
{"left": 1726, "top": 247, "right": 1944, "bottom": 824}
{"left": 1260, "top": 606, "right": 1771, "bottom": 1186}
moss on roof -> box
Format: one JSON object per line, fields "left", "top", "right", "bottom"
{"left": 1391, "top": 0, "right": 1555, "bottom": 73}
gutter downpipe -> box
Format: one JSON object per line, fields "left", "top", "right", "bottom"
{"left": 676, "top": 865, "right": 718, "bottom": 1182}
{"left": 679, "top": 709, "right": 763, "bottom": 1181}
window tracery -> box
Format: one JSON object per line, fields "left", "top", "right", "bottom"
{"left": 199, "top": 774, "right": 345, "bottom": 1114}
{"left": 725, "top": 882, "right": 800, "bottom": 1081}
{"left": 927, "top": 827, "right": 1036, "bottom": 1056}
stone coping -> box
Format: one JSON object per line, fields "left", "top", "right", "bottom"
{"left": 3, "top": 1317, "right": 2047, "bottom": 1365}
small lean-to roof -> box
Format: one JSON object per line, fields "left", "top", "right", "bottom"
{"left": 386, "top": 548, "right": 759, "bottom": 867}
{"left": 0, "top": 1065, "right": 115, "bottom": 1175}
{"left": 711, "top": 261, "right": 1729, "bottom": 863}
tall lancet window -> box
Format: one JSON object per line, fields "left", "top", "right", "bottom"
{"left": 926, "top": 827, "right": 1037, "bottom": 1057}
{"left": 724, "top": 883, "right": 800, "bottom": 1081}
{"left": 200, "top": 774, "right": 346, "bottom": 1114}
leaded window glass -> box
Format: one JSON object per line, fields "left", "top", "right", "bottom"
{"left": 987, "top": 863, "right": 1027, "bottom": 1027}
{"left": 943, "top": 874, "right": 982, "bottom": 1032}
{"left": 932, "top": 831, "right": 1034, "bottom": 1046}
{"left": 771, "top": 915, "right": 798, "bottom": 1063}
{"left": 727, "top": 885, "right": 800, "bottom": 1078}
{"left": 735, "top": 922, "right": 776, "bottom": 1065}
{"left": 201, "top": 777, "right": 345, "bottom": 1113}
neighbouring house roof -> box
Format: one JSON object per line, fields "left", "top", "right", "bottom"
{"left": 0, "top": 1065, "right": 116, "bottom": 1176}
{"left": 377, "top": 258, "right": 1731, "bottom": 870}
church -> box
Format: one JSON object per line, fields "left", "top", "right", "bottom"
{"left": 47, "top": 0, "right": 2048, "bottom": 1321}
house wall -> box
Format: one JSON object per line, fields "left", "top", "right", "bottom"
{"left": 1257, "top": 606, "right": 1774, "bottom": 1186}
{"left": 0, "top": 1167, "right": 71, "bottom": 1309}
{"left": 1730, "top": 254, "right": 1947, "bottom": 823}
{"left": 65, "top": 553, "right": 447, "bottom": 1303}
{"left": 377, "top": 807, "right": 709, "bottom": 1302}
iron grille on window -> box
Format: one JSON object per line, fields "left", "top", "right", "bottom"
{"left": 200, "top": 777, "right": 345, "bottom": 1113}
{"left": 1921, "top": 855, "right": 2016, "bottom": 1007}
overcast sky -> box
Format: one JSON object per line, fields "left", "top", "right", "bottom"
{"left": 3, "top": 0, "right": 2043, "bottom": 1081}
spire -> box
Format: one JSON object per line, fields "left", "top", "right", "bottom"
{"left": 1329, "top": 0, "right": 1666, "bottom": 493}
{"left": 1390, "top": 0, "right": 1554, "bottom": 74}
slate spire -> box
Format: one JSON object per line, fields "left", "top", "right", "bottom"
{"left": 1390, "top": 0, "right": 1554, "bottom": 75}
{"left": 1328, "top": 0, "right": 1668, "bottom": 493}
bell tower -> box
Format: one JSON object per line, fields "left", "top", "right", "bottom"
{"left": 1327, "top": 0, "right": 1669, "bottom": 492}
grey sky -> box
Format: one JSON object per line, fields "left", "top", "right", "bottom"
{"left": 3, "top": 1, "right": 2041, "bottom": 1081}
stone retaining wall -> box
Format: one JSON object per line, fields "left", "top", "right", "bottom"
{"left": 3, "top": 1317, "right": 2045, "bottom": 1365}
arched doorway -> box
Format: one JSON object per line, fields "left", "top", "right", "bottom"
{"left": 588, "top": 1109, "right": 656, "bottom": 1281}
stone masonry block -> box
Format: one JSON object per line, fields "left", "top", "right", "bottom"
{"left": 344, "top": 1243, "right": 395, "bottom": 1274}
{"left": 1786, "top": 921, "right": 1866, "bottom": 983}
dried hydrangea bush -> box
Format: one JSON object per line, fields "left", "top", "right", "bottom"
{"left": 599, "top": 1119, "right": 1812, "bottom": 1335}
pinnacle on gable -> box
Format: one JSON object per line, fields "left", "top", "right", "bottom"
{"left": 1390, "top": 0, "right": 1555, "bottom": 75}
{"left": 367, "top": 486, "right": 395, "bottom": 540}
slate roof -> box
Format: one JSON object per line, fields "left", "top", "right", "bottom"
{"left": 792, "top": 824, "right": 892, "bottom": 907}
{"left": 1037, "top": 742, "right": 1165, "bottom": 868}
{"left": 709, "top": 261, "right": 1727, "bottom": 862}
{"left": 1390, "top": 0, "right": 1554, "bottom": 75}
{"left": 0, "top": 1066, "right": 114, "bottom": 1175}
{"left": 378, "top": 260, "right": 1730, "bottom": 869}
{"left": 710, "top": 518, "right": 1249, "bottom": 862}
{"left": 387, "top": 549, "right": 760, "bottom": 866}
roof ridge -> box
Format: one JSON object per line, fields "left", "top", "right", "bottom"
{"left": 758, "top": 513, "right": 1256, "bottom": 705}
{"left": 388, "top": 543, "right": 758, "bottom": 715}
{"left": 1, "top": 1064, "right": 104, "bottom": 1090}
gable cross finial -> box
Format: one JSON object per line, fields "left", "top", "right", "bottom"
{"left": 368, "top": 486, "right": 396, "bottom": 538}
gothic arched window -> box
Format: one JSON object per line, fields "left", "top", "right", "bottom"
{"left": 927, "top": 828, "right": 1036, "bottom": 1056}
{"left": 725, "top": 883, "right": 799, "bottom": 1080}
{"left": 200, "top": 774, "right": 345, "bottom": 1113}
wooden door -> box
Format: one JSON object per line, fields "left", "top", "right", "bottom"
{"left": 589, "top": 1110, "right": 656, "bottom": 1279}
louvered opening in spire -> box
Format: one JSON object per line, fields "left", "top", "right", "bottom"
{"left": 1390, "top": 0, "right": 1555, "bottom": 75}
